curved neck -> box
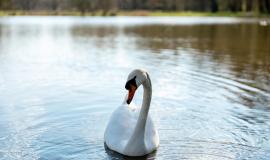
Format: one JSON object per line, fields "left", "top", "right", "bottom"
{"left": 124, "top": 73, "right": 152, "bottom": 154}
{"left": 138, "top": 74, "right": 152, "bottom": 131}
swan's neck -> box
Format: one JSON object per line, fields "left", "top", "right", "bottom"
{"left": 138, "top": 80, "right": 152, "bottom": 132}
{"left": 124, "top": 74, "right": 152, "bottom": 155}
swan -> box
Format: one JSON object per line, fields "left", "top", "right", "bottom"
{"left": 104, "top": 69, "right": 159, "bottom": 156}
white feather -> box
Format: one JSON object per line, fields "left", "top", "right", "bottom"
{"left": 104, "top": 103, "right": 159, "bottom": 156}
{"left": 104, "top": 69, "right": 159, "bottom": 156}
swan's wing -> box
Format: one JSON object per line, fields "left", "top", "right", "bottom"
{"left": 145, "top": 115, "right": 159, "bottom": 152}
{"left": 104, "top": 103, "right": 138, "bottom": 153}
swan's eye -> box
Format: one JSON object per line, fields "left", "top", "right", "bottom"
{"left": 125, "top": 76, "right": 137, "bottom": 90}
{"left": 125, "top": 76, "right": 137, "bottom": 104}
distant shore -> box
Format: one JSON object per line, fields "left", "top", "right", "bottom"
{"left": 0, "top": 10, "right": 270, "bottom": 17}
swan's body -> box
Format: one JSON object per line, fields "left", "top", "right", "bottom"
{"left": 104, "top": 103, "right": 159, "bottom": 156}
{"left": 104, "top": 69, "right": 159, "bottom": 156}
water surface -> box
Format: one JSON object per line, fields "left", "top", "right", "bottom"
{"left": 0, "top": 16, "right": 269, "bottom": 160}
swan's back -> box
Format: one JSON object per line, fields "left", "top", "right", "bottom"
{"left": 104, "top": 103, "right": 159, "bottom": 155}
{"left": 104, "top": 104, "right": 137, "bottom": 153}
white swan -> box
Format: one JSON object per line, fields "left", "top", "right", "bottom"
{"left": 104, "top": 69, "right": 159, "bottom": 156}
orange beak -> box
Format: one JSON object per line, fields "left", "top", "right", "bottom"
{"left": 127, "top": 84, "right": 137, "bottom": 104}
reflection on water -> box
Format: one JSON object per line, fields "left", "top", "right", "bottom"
{"left": 104, "top": 143, "right": 157, "bottom": 160}
{"left": 0, "top": 17, "right": 269, "bottom": 160}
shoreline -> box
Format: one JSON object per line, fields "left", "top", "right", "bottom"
{"left": 0, "top": 10, "right": 270, "bottom": 18}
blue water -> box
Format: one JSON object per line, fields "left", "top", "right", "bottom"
{"left": 0, "top": 16, "right": 269, "bottom": 160}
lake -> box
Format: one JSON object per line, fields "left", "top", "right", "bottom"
{"left": 0, "top": 16, "right": 269, "bottom": 160}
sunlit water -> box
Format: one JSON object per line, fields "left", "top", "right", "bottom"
{"left": 0, "top": 16, "right": 269, "bottom": 160}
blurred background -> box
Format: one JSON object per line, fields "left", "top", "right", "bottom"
{"left": 0, "top": 0, "right": 270, "bottom": 16}
{"left": 0, "top": 1, "right": 270, "bottom": 160}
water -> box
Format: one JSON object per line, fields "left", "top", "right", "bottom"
{"left": 0, "top": 16, "right": 269, "bottom": 160}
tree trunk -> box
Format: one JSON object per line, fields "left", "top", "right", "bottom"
{"left": 241, "top": 0, "right": 247, "bottom": 12}
{"left": 211, "top": 0, "right": 218, "bottom": 12}
{"left": 253, "top": 0, "right": 260, "bottom": 14}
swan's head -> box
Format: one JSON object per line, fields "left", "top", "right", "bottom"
{"left": 125, "top": 69, "right": 148, "bottom": 104}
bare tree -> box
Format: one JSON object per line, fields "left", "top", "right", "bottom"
{"left": 1, "top": 0, "right": 269, "bottom": 14}
{"left": 0, "top": 0, "right": 12, "bottom": 10}
{"left": 51, "top": 0, "right": 59, "bottom": 10}
{"left": 241, "top": 0, "right": 247, "bottom": 12}
{"left": 211, "top": 0, "right": 218, "bottom": 12}
{"left": 70, "top": 0, "right": 91, "bottom": 14}
{"left": 253, "top": 0, "right": 260, "bottom": 14}
{"left": 12, "top": 0, "right": 38, "bottom": 10}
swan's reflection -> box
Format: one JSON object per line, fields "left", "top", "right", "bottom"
{"left": 104, "top": 143, "right": 157, "bottom": 160}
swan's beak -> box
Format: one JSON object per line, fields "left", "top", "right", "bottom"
{"left": 127, "top": 84, "right": 137, "bottom": 104}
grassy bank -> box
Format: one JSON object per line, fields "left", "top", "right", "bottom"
{"left": 118, "top": 11, "right": 248, "bottom": 17}
{"left": 0, "top": 10, "right": 269, "bottom": 17}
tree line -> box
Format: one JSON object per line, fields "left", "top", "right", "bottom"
{"left": 0, "top": 0, "right": 269, "bottom": 14}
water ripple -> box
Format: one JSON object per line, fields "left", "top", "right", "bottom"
{"left": 0, "top": 17, "right": 269, "bottom": 160}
